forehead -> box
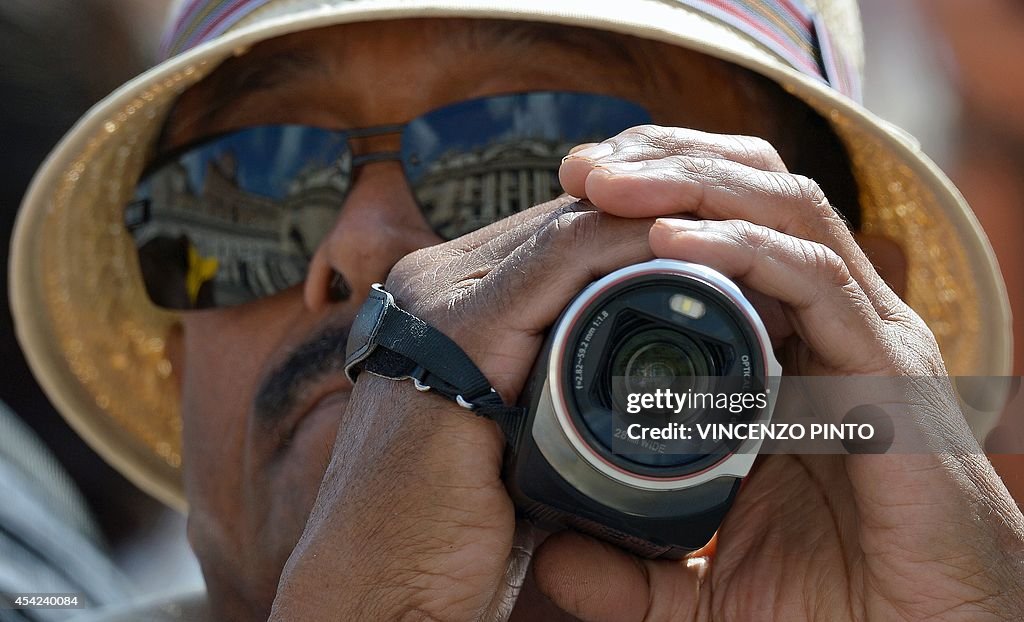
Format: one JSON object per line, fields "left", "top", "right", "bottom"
{"left": 163, "top": 18, "right": 754, "bottom": 147}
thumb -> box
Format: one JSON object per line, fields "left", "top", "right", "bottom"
{"left": 532, "top": 531, "right": 706, "bottom": 622}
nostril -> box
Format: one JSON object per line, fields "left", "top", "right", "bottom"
{"left": 327, "top": 271, "right": 352, "bottom": 302}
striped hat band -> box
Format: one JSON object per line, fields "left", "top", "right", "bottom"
{"left": 160, "top": 0, "right": 861, "bottom": 101}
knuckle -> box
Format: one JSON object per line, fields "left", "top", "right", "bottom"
{"left": 386, "top": 247, "right": 463, "bottom": 316}
{"left": 618, "top": 124, "right": 670, "bottom": 149}
{"left": 741, "top": 134, "right": 776, "bottom": 155}
{"left": 770, "top": 173, "right": 846, "bottom": 238}
{"left": 394, "top": 245, "right": 431, "bottom": 270}
{"left": 806, "top": 241, "right": 852, "bottom": 288}
{"left": 791, "top": 174, "right": 831, "bottom": 214}
{"left": 762, "top": 171, "right": 799, "bottom": 202}
{"left": 731, "top": 219, "right": 774, "bottom": 251}
{"left": 672, "top": 154, "right": 719, "bottom": 179}
{"left": 622, "top": 123, "right": 663, "bottom": 139}
{"left": 537, "top": 209, "right": 602, "bottom": 250}
{"left": 642, "top": 127, "right": 682, "bottom": 153}
{"left": 883, "top": 308, "right": 944, "bottom": 374}
{"left": 386, "top": 251, "right": 424, "bottom": 292}
{"left": 734, "top": 134, "right": 786, "bottom": 170}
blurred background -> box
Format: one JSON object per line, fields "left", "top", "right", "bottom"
{"left": 1, "top": 0, "right": 1022, "bottom": 612}
{"left": 860, "top": 0, "right": 1024, "bottom": 500}
{"left": 0, "top": 0, "right": 202, "bottom": 612}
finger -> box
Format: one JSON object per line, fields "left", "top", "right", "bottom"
{"left": 395, "top": 207, "right": 656, "bottom": 403}
{"left": 451, "top": 194, "right": 583, "bottom": 251}
{"left": 567, "top": 142, "right": 599, "bottom": 155}
{"left": 481, "top": 210, "right": 655, "bottom": 333}
{"left": 457, "top": 198, "right": 596, "bottom": 273}
{"left": 576, "top": 155, "right": 900, "bottom": 314}
{"left": 582, "top": 155, "right": 837, "bottom": 230}
{"left": 481, "top": 520, "right": 536, "bottom": 622}
{"left": 434, "top": 197, "right": 596, "bottom": 286}
{"left": 649, "top": 218, "right": 892, "bottom": 373}
{"left": 533, "top": 531, "right": 703, "bottom": 622}
{"left": 561, "top": 125, "right": 789, "bottom": 199}
{"left": 448, "top": 210, "right": 655, "bottom": 403}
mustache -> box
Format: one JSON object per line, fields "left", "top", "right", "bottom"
{"left": 253, "top": 322, "right": 352, "bottom": 424}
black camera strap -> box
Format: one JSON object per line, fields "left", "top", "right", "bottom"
{"left": 344, "top": 284, "right": 525, "bottom": 434}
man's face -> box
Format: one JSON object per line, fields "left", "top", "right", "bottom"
{"left": 164, "top": 18, "right": 783, "bottom": 616}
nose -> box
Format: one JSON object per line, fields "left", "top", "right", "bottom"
{"left": 303, "top": 161, "right": 443, "bottom": 312}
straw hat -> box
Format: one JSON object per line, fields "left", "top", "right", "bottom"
{"left": 10, "top": 0, "right": 1011, "bottom": 511}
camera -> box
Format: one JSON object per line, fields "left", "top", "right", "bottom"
{"left": 503, "top": 259, "right": 780, "bottom": 558}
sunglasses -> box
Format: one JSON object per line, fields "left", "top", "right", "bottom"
{"left": 126, "top": 91, "right": 652, "bottom": 310}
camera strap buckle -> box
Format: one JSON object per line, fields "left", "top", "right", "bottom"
{"left": 344, "top": 284, "right": 524, "bottom": 425}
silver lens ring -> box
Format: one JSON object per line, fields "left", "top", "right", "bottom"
{"left": 546, "top": 259, "right": 782, "bottom": 491}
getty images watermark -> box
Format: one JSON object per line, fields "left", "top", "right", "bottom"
{"left": 607, "top": 376, "right": 1023, "bottom": 457}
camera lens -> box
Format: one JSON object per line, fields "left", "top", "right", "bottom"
{"left": 550, "top": 262, "right": 775, "bottom": 479}
{"left": 610, "top": 328, "right": 711, "bottom": 408}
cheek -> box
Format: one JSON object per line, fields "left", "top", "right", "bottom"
{"left": 178, "top": 294, "right": 307, "bottom": 457}
{"left": 176, "top": 320, "right": 261, "bottom": 609}
{"left": 177, "top": 317, "right": 258, "bottom": 546}
{"left": 176, "top": 299, "right": 316, "bottom": 611}
{"left": 176, "top": 298, "right": 300, "bottom": 521}
{"left": 179, "top": 321, "right": 261, "bottom": 474}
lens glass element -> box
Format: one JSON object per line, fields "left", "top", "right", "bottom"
{"left": 563, "top": 277, "right": 766, "bottom": 477}
{"left": 611, "top": 328, "right": 710, "bottom": 405}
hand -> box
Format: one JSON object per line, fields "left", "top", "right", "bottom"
{"left": 269, "top": 195, "right": 663, "bottom": 620}
{"left": 531, "top": 125, "right": 1024, "bottom": 621}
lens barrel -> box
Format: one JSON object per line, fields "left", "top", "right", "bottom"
{"left": 546, "top": 259, "right": 778, "bottom": 483}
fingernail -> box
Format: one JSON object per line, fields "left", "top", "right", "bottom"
{"left": 566, "top": 142, "right": 614, "bottom": 161}
{"left": 656, "top": 217, "right": 703, "bottom": 231}
{"left": 567, "top": 142, "right": 598, "bottom": 155}
{"left": 596, "top": 160, "right": 645, "bottom": 173}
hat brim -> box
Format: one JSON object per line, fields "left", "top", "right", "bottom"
{"left": 10, "top": 0, "right": 1011, "bottom": 510}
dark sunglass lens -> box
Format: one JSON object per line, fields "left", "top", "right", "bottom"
{"left": 403, "top": 92, "right": 651, "bottom": 240}
{"left": 127, "top": 125, "right": 351, "bottom": 309}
